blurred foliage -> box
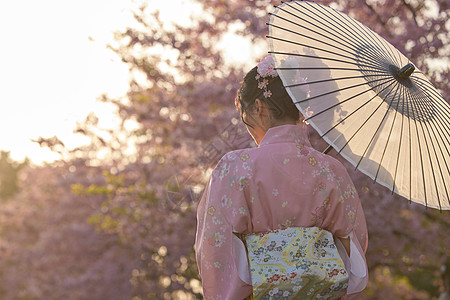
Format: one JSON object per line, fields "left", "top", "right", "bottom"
{"left": 0, "top": 151, "right": 27, "bottom": 200}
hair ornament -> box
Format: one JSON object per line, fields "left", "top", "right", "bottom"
{"left": 258, "top": 79, "right": 269, "bottom": 89}
{"left": 257, "top": 55, "right": 278, "bottom": 78}
{"left": 256, "top": 55, "right": 278, "bottom": 99}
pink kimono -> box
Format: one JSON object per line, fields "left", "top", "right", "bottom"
{"left": 195, "top": 124, "right": 368, "bottom": 299}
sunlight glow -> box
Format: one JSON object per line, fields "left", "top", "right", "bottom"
{"left": 0, "top": 0, "right": 136, "bottom": 164}
{"left": 0, "top": 0, "right": 389, "bottom": 165}
{"left": 0, "top": 0, "right": 226, "bottom": 165}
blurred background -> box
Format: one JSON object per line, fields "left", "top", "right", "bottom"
{"left": 0, "top": 0, "right": 448, "bottom": 299}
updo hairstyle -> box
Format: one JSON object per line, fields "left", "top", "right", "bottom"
{"left": 235, "top": 65, "right": 300, "bottom": 128}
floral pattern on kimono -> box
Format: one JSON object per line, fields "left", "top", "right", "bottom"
{"left": 195, "top": 124, "right": 368, "bottom": 300}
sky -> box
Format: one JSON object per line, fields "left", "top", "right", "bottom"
{"left": 0, "top": 0, "right": 136, "bottom": 164}
{"left": 0, "top": 0, "right": 259, "bottom": 165}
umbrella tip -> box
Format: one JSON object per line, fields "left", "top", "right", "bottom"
{"left": 398, "top": 63, "right": 415, "bottom": 79}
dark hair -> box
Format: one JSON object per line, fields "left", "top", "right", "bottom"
{"left": 235, "top": 66, "right": 300, "bottom": 127}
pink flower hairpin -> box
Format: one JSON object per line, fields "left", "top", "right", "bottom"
{"left": 255, "top": 55, "right": 278, "bottom": 99}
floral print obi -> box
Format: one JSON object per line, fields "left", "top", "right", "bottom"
{"left": 195, "top": 124, "right": 368, "bottom": 300}
{"left": 245, "top": 227, "right": 348, "bottom": 300}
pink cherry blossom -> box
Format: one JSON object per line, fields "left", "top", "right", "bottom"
{"left": 257, "top": 55, "right": 278, "bottom": 78}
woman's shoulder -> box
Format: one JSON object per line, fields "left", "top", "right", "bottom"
{"left": 211, "top": 148, "right": 259, "bottom": 177}
{"left": 217, "top": 147, "right": 260, "bottom": 165}
{"left": 307, "top": 146, "right": 351, "bottom": 177}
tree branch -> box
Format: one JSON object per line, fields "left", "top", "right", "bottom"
{"left": 363, "top": 0, "right": 387, "bottom": 27}
{"left": 401, "top": 0, "right": 419, "bottom": 26}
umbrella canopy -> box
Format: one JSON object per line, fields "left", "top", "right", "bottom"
{"left": 268, "top": 1, "right": 450, "bottom": 210}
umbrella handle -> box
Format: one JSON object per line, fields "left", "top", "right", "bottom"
{"left": 323, "top": 145, "right": 333, "bottom": 154}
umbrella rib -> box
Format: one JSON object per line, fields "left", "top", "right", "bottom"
{"left": 410, "top": 78, "right": 450, "bottom": 135}
{"left": 306, "top": 77, "right": 396, "bottom": 125}
{"left": 267, "top": 23, "right": 356, "bottom": 58}
{"left": 406, "top": 84, "right": 413, "bottom": 203}
{"left": 336, "top": 82, "right": 398, "bottom": 167}
{"left": 410, "top": 75, "right": 449, "bottom": 103}
{"left": 268, "top": 18, "right": 391, "bottom": 72}
{"left": 417, "top": 98, "right": 450, "bottom": 136}
{"left": 411, "top": 75, "right": 449, "bottom": 104}
{"left": 267, "top": 35, "right": 388, "bottom": 71}
{"left": 410, "top": 76, "right": 450, "bottom": 115}
{"left": 293, "top": 75, "right": 394, "bottom": 105}
{"left": 276, "top": 65, "right": 387, "bottom": 73}
{"left": 395, "top": 81, "right": 448, "bottom": 208}
{"left": 269, "top": 51, "right": 388, "bottom": 72}
{"left": 385, "top": 74, "right": 450, "bottom": 140}
{"left": 317, "top": 2, "right": 400, "bottom": 66}
{"left": 373, "top": 83, "right": 403, "bottom": 183}
{"left": 268, "top": 11, "right": 385, "bottom": 64}
{"left": 302, "top": 1, "right": 400, "bottom": 67}
{"left": 408, "top": 84, "right": 450, "bottom": 207}
{"left": 289, "top": 1, "right": 395, "bottom": 67}
{"left": 405, "top": 89, "right": 428, "bottom": 208}
{"left": 354, "top": 82, "right": 401, "bottom": 171}
{"left": 410, "top": 75, "right": 446, "bottom": 95}
{"left": 407, "top": 86, "right": 443, "bottom": 209}
{"left": 326, "top": 1, "right": 402, "bottom": 67}
{"left": 419, "top": 105, "right": 450, "bottom": 159}
{"left": 269, "top": 8, "right": 357, "bottom": 53}
{"left": 391, "top": 84, "right": 407, "bottom": 195}
{"left": 319, "top": 79, "right": 397, "bottom": 138}
{"left": 290, "top": 1, "right": 365, "bottom": 48}
{"left": 322, "top": 79, "right": 395, "bottom": 149}
{"left": 349, "top": 17, "right": 401, "bottom": 68}
{"left": 418, "top": 102, "right": 450, "bottom": 136}
{"left": 283, "top": 73, "right": 391, "bottom": 89}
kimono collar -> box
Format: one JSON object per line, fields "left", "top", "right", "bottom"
{"left": 258, "top": 124, "right": 311, "bottom": 148}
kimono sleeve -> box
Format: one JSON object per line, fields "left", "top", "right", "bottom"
{"left": 321, "top": 161, "right": 369, "bottom": 296}
{"left": 321, "top": 160, "right": 368, "bottom": 253}
{"left": 195, "top": 166, "right": 252, "bottom": 299}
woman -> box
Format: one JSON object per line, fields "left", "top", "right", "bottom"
{"left": 195, "top": 55, "right": 368, "bottom": 299}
